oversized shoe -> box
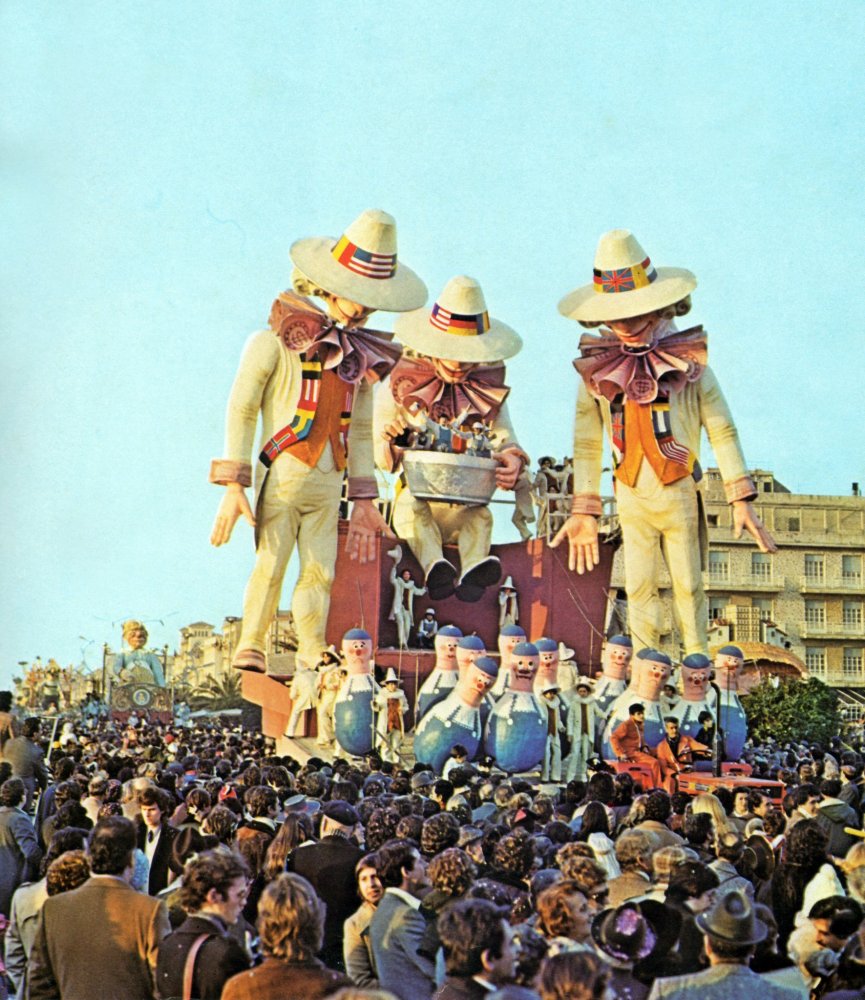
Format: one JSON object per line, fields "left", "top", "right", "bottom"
{"left": 425, "top": 559, "right": 458, "bottom": 601}
{"left": 232, "top": 649, "right": 267, "bottom": 674}
{"left": 455, "top": 556, "right": 502, "bottom": 603}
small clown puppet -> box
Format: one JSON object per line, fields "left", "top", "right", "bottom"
{"left": 416, "top": 624, "right": 463, "bottom": 719}
{"left": 484, "top": 642, "right": 547, "bottom": 775}
{"left": 498, "top": 576, "right": 520, "bottom": 629}
{"left": 375, "top": 275, "right": 529, "bottom": 604}
{"left": 564, "top": 677, "right": 606, "bottom": 782}
{"left": 489, "top": 624, "right": 526, "bottom": 698}
{"left": 416, "top": 608, "right": 438, "bottom": 649}
{"left": 552, "top": 229, "right": 776, "bottom": 658}
{"left": 672, "top": 653, "right": 715, "bottom": 741}
{"left": 387, "top": 544, "right": 427, "bottom": 650}
{"left": 373, "top": 668, "right": 409, "bottom": 764}
{"left": 593, "top": 635, "right": 633, "bottom": 715}
{"left": 540, "top": 683, "right": 566, "bottom": 783}
{"left": 710, "top": 644, "right": 748, "bottom": 761}
{"left": 334, "top": 628, "right": 378, "bottom": 757}
{"left": 414, "top": 655, "right": 499, "bottom": 774}
{"left": 533, "top": 638, "right": 561, "bottom": 698}
{"left": 601, "top": 648, "right": 672, "bottom": 760}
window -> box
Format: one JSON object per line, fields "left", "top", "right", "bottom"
{"left": 805, "top": 601, "right": 826, "bottom": 626}
{"left": 842, "top": 555, "right": 863, "bottom": 585}
{"left": 843, "top": 601, "right": 863, "bottom": 631}
{"left": 842, "top": 648, "right": 863, "bottom": 676}
{"left": 708, "top": 550, "right": 729, "bottom": 581}
{"left": 708, "top": 597, "right": 728, "bottom": 624}
{"left": 751, "top": 552, "right": 772, "bottom": 580}
{"left": 787, "top": 517, "right": 800, "bottom": 532}
{"left": 806, "top": 647, "right": 826, "bottom": 674}
{"left": 805, "top": 554, "right": 825, "bottom": 581}
{"left": 752, "top": 598, "right": 773, "bottom": 618}
{"left": 707, "top": 514, "right": 719, "bottom": 527}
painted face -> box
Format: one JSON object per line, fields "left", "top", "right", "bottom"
{"left": 715, "top": 653, "right": 744, "bottom": 680}
{"left": 466, "top": 664, "right": 495, "bottom": 699}
{"left": 498, "top": 633, "right": 524, "bottom": 662}
{"left": 327, "top": 296, "right": 374, "bottom": 328}
{"left": 434, "top": 633, "right": 460, "bottom": 670}
{"left": 603, "top": 643, "right": 632, "bottom": 679}
{"left": 511, "top": 651, "right": 539, "bottom": 689}
{"left": 433, "top": 358, "right": 478, "bottom": 383}
{"left": 682, "top": 666, "right": 709, "bottom": 698}
{"left": 538, "top": 649, "right": 559, "bottom": 677}
{"left": 605, "top": 309, "right": 665, "bottom": 348}
{"left": 456, "top": 643, "right": 486, "bottom": 678}
{"left": 342, "top": 638, "right": 372, "bottom": 673}
{"left": 127, "top": 628, "right": 147, "bottom": 650}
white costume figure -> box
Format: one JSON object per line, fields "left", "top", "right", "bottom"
{"left": 490, "top": 624, "right": 526, "bottom": 698}
{"left": 209, "top": 210, "right": 426, "bottom": 675}
{"left": 287, "top": 660, "right": 320, "bottom": 737}
{"left": 316, "top": 662, "right": 342, "bottom": 749}
{"left": 416, "top": 624, "right": 462, "bottom": 719}
{"left": 417, "top": 609, "right": 438, "bottom": 649}
{"left": 711, "top": 644, "right": 748, "bottom": 761}
{"left": 374, "top": 669, "right": 409, "bottom": 764}
{"left": 498, "top": 576, "right": 519, "bottom": 629}
{"left": 375, "top": 276, "right": 528, "bottom": 604}
{"left": 387, "top": 545, "right": 426, "bottom": 649}
{"left": 660, "top": 681, "right": 680, "bottom": 719}
{"left": 565, "top": 679, "right": 606, "bottom": 782}
{"left": 540, "top": 685, "right": 566, "bottom": 782}
{"left": 601, "top": 648, "right": 672, "bottom": 760}
{"left": 556, "top": 642, "right": 581, "bottom": 700}
{"left": 593, "top": 635, "right": 633, "bottom": 715}
{"left": 415, "top": 657, "right": 498, "bottom": 773}
{"left": 533, "top": 638, "right": 560, "bottom": 698}
{"left": 531, "top": 457, "right": 554, "bottom": 539}
{"left": 484, "top": 643, "right": 547, "bottom": 774}
{"left": 673, "top": 653, "right": 714, "bottom": 740}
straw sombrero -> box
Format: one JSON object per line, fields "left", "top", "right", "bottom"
{"left": 558, "top": 229, "right": 697, "bottom": 323}
{"left": 290, "top": 209, "right": 427, "bottom": 313}
{"left": 394, "top": 275, "right": 522, "bottom": 363}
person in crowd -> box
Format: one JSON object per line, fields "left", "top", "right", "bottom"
{"left": 435, "top": 897, "right": 516, "bottom": 999}
{"left": 535, "top": 878, "right": 594, "bottom": 955}
{"left": 156, "top": 848, "right": 252, "bottom": 1000}
{"left": 663, "top": 860, "right": 720, "bottom": 975}
{"left": 222, "top": 872, "right": 352, "bottom": 1000}
{"left": 3, "top": 719, "right": 48, "bottom": 812}
{"left": 0, "top": 777, "right": 42, "bottom": 916}
{"left": 344, "top": 853, "right": 384, "bottom": 989}
{"left": 136, "top": 785, "right": 180, "bottom": 895}
{"left": 608, "top": 830, "right": 655, "bottom": 906}
{"left": 537, "top": 950, "right": 611, "bottom": 1000}
{"left": 369, "top": 839, "right": 436, "bottom": 1000}
{"left": 28, "top": 816, "right": 171, "bottom": 1000}
{"left": 610, "top": 704, "right": 664, "bottom": 789}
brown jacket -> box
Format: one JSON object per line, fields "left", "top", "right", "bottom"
{"left": 654, "top": 734, "right": 709, "bottom": 771}
{"left": 222, "top": 956, "right": 352, "bottom": 1000}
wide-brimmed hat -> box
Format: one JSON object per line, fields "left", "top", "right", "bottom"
{"left": 558, "top": 229, "right": 697, "bottom": 323}
{"left": 394, "top": 275, "right": 522, "bottom": 363}
{"left": 591, "top": 903, "right": 658, "bottom": 963}
{"left": 696, "top": 889, "right": 767, "bottom": 945}
{"left": 558, "top": 642, "right": 576, "bottom": 661}
{"left": 290, "top": 209, "right": 427, "bottom": 313}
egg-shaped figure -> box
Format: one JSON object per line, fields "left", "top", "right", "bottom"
{"left": 533, "top": 638, "right": 560, "bottom": 697}
{"left": 416, "top": 624, "right": 463, "bottom": 720}
{"left": 456, "top": 635, "right": 486, "bottom": 681}
{"left": 673, "top": 653, "right": 714, "bottom": 740}
{"left": 334, "top": 628, "right": 376, "bottom": 756}
{"left": 712, "top": 645, "right": 747, "bottom": 760}
{"left": 601, "top": 648, "right": 672, "bottom": 759}
{"left": 594, "top": 635, "right": 633, "bottom": 714}
{"left": 485, "top": 642, "right": 547, "bottom": 774}
{"left": 490, "top": 624, "right": 526, "bottom": 698}
{"left": 414, "top": 656, "right": 498, "bottom": 773}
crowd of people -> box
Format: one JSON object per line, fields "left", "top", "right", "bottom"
{"left": 1, "top": 702, "right": 865, "bottom": 999}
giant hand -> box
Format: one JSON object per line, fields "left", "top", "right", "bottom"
{"left": 347, "top": 499, "right": 394, "bottom": 563}
{"left": 210, "top": 484, "right": 256, "bottom": 546}
{"left": 493, "top": 449, "right": 523, "bottom": 490}
{"left": 732, "top": 500, "right": 777, "bottom": 553}
{"left": 550, "top": 514, "right": 600, "bottom": 573}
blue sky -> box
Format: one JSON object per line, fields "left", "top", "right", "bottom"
{"left": 2, "top": 3, "right": 863, "bottom": 679}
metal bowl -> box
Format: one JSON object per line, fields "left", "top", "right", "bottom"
{"left": 402, "top": 451, "right": 498, "bottom": 506}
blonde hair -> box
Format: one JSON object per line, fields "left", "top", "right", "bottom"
{"left": 841, "top": 839, "right": 865, "bottom": 874}
{"left": 258, "top": 872, "right": 324, "bottom": 961}
{"left": 291, "top": 266, "right": 332, "bottom": 300}
{"left": 122, "top": 620, "right": 147, "bottom": 643}
{"left": 690, "top": 793, "right": 735, "bottom": 838}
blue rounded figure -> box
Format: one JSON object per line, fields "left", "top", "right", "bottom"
{"left": 485, "top": 642, "right": 547, "bottom": 774}
{"left": 334, "top": 629, "right": 376, "bottom": 757}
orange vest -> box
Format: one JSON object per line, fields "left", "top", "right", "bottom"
{"left": 615, "top": 398, "right": 695, "bottom": 488}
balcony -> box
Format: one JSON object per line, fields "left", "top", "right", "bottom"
{"left": 704, "top": 571, "right": 782, "bottom": 592}
{"left": 800, "top": 575, "right": 865, "bottom": 594}
{"left": 800, "top": 622, "right": 865, "bottom": 639}
{"left": 826, "top": 669, "right": 865, "bottom": 687}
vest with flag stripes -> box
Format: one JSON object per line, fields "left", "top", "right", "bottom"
{"left": 612, "top": 390, "right": 702, "bottom": 489}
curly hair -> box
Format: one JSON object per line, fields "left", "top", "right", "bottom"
{"left": 179, "top": 848, "right": 249, "bottom": 912}
{"left": 46, "top": 850, "right": 90, "bottom": 896}
{"left": 420, "top": 811, "right": 460, "bottom": 857}
{"left": 492, "top": 829, "right": 534, "bottom": 879}
{"left": 644, "top": 791, "right": 672, "bottom": 823}
{"left": 258, "top": 873, "right": 324, "bottom": 961}
{"left": 538, "top": 950, "right": 610, "bottom": 1000}
{"left": 0, "top": 778, "right": 25, "bottom": 808}
{"left": 202, "top": 804, "right": 238, "bottom": 844}
{"left": 438, "top": 898, "right": 508, "bottom": 977}
{"left": 394, "top": 815, "right": 423, "bottom": 843}
{"left": 366, "top": 807, "right": 402, "bottom": 852}
{"left": 244, "top": 785, "right": 277, "bottom": 819}
{"left": 427, "top": 848, "right": 477, "bottom": 898}
{"left": 555, "top": 845, "right": 605, "bottom": 886}
{"left": 536, "top": 879, "right": 588, "bottom": 940}
{"left": 614, "top": 829, "right": 654, "bottom": 871}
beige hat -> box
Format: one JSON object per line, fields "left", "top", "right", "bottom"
{"left": 558, "top": 229, "right": 697, "bottom": 323}
{"left": 290, "top": 209, "right": 427, "bottom": 313}
{"left": 394, "top": 275, "right": 522, "bottom": 363}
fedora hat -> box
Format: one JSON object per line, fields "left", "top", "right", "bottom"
{"left": 558, "top": 229, "right": 697, "bottom": 323}
{"left": 696, "top": 889, "right": 767, "bottom": 946}
{"left": 394, "top": 275, "right": 522, "bottom": 363}
{"left": 290, "top": 209, "right": 427, "bottom": 313}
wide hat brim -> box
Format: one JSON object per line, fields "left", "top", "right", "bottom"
{"left": 696, "top": 903, "right": 768, "bottom": 946}
{"left": 394, "top": 307, "right": 522, "bottom": 363}
{"left": 290, "top": 236, "right": 428, "bottom": 313}
{"left": 558, "top": 266, "right": 697, "bottom": 323}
